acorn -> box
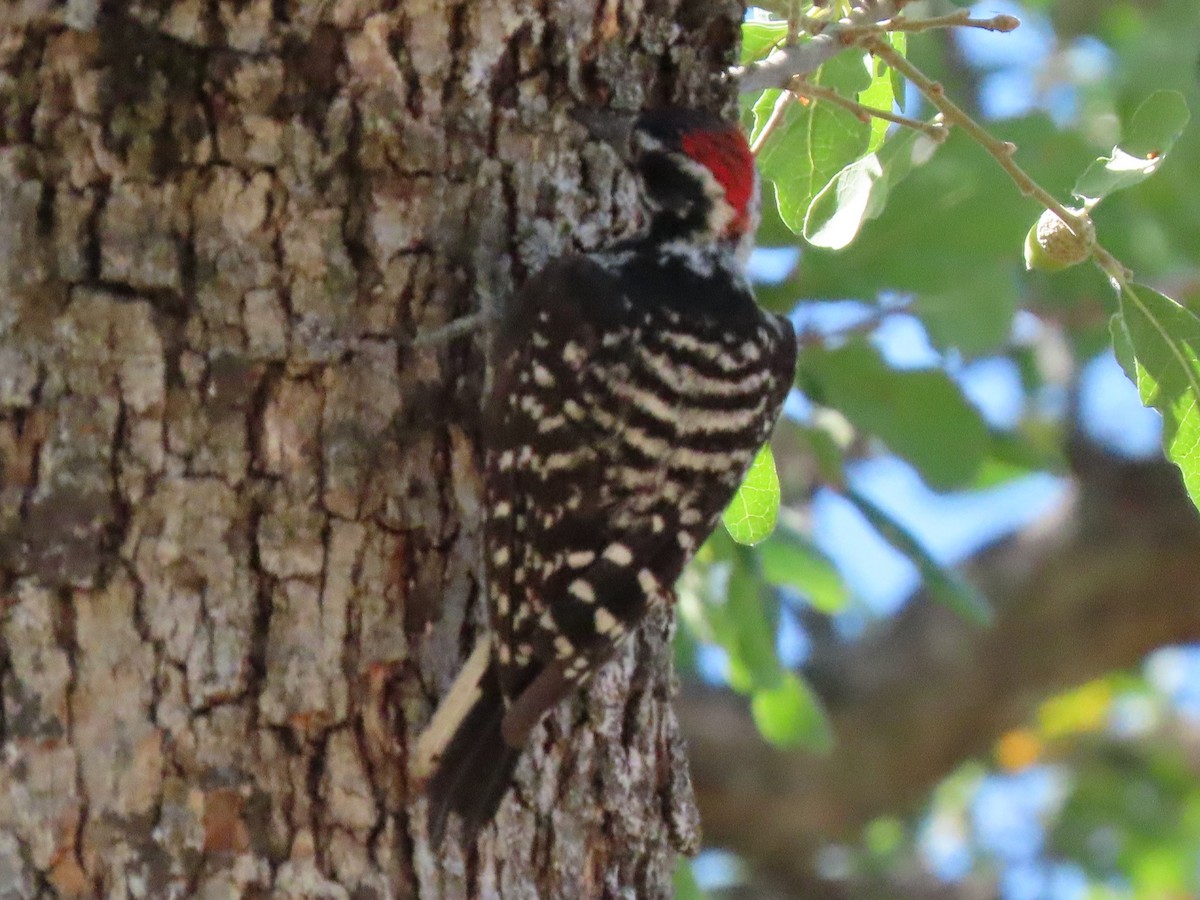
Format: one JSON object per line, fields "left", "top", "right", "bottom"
{"left": 1024, "top": 207, "right": 1095, "bottom": 272}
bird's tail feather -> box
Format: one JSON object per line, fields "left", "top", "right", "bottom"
{"left": 414, "top": 640, "right": 523, "bottom": 844}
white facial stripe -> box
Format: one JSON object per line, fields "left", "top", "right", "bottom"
{"left": 672, "top": 152, "right": 738, "bottom": 237}
{"left": 735, "top": 170, "right": 761, "bottom": 268}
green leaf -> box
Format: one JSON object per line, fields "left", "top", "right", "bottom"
{"left": 858, "top": 45, "right": 900, "bottom": 153}
{"left": 845, "top": 487, "right": 994, "bottom": 625}
{"left": 673, "top": 859, "right": 709, "bottom": 900}
{"left": 1073, "top": 90, "right": 1190, "bottom": 203}
{"left": 797, "top": 342, "right": 990, "bottom": 490}
{"left": 804, "top": 126, "right": 938, "bottom": 250}
{"left": 791, "top": 117, "right": 1093, "bottom": 303}
{"left": 1116, "top": 283, "right": 1200, "bottom": 509}
{"left": 740, "top": 20, "right": 788, "bottom": 65}
{"left": 751, "top": 672, "right": 833, "bottom": 751}
{"left": 757, "top": 525, "right": 849, "bottom": 613}
{"left": 723, "top": 444, "right": 781, "bottom": 545}
{"left": 722, "top": 548, "right": 784, "bottom": 693}
{"left": 885, "top": 31, "right": 907, "bottom": 107}
{"left": 1120, "top": 90, "right": 1189, "bottom": 159}
{"left": 749, "top": 88, "right": 783, "bottom": 148}
{"left": 1110, "top": 311, "right": 1138, "bottom": 383}
{"left": 803, "top": 151, "right": 885, "bottom": 249}
{"left": 914, "top": 265, "right": 1017, "bottom": 356}
{"left": 755, "top": 52, "right": 874, "bottom": 234}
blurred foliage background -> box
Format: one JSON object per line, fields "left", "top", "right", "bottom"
{"left": 675, "top": 1, "right": 1200, "bottom": 897}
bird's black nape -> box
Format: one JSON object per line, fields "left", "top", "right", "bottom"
{"left": 631, "top": 107, "right": 732, "bottom": 150}
{"left": 570, "top": 106, "right": 638, "bottom": 157}
{"left": 569, "top": 105, "right": 733, "bottom": 160}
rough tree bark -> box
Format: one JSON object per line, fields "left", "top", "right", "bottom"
{"left": 0, "top": 2, "right": 740, "bottom": 896}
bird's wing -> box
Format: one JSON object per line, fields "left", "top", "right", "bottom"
{"left": 484, "top": 255, "right": 659, "bottom": 697}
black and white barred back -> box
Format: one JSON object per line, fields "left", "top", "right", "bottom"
{"left": 415, "top": 108, "right": 798, "bottom": 842}
{"left": 486, "top": 250, "right": 794, "bottom": 730}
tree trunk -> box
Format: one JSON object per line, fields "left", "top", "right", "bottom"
{"left": 0, "top": 3, "right": 739, "bottom": 896}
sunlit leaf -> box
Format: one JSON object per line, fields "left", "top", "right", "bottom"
{"left": 846, "top": 488, "right": 993, "bottom": 625}
{"left": 885, "top": 31, "right": 906, "bottom": 110}
{"left": 755, "top": 52, "right": 874, "bottom": 234}
{"left": 723, "top": 550, "right": 783, "bottom": 692}
{"left": 801, "top": 32, "right": 918, "bottom": 248}
{"left": 858, "top": 45, "right": 900, "bottom": 153}
{"left": 1073, "top": 90, "right": 1190, "bottom": 203}
{"left": 723, "top": 444, "right": 781, "bottom": 545}
{"left": 751, "top": 672, "right": 832, "bottom": 751}
{"left": 803, "top": 152, "right": 885, "bottom": 250}
{"left": 740, "top": 20, "right": 788, "bottom": 65}
{"left": 804, "top": 126, "right": 937, "bottom": 250}
{"left": 1116, "top": 283, "right": 1200, "bottom": 509}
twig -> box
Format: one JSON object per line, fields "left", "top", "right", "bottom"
{"left": 750, "top": 89, "right": 798, "bottom": 156}
{"left": 790, "top": 77, "right": 948, "bottom": 140}
{"left": 866, "top": 41, "right": 1060, "bottom": 207}
{"left": 734, "top": 30, "right": 851, "bottom": 92}
{"left": 865, "top": 37, "right": 1134, "bottom": 286}
{"left": 733, "top": 3, "right": 1016, "bottom": 93}
{"left": 795, "top": 296, "right": 914, "bottom": 349}
{"left": 408, "top": 311, "right": 492, "bottom": 347}
{"left": 734, "top": 1, "right": 900, "bottom": 91}
{"left": 868, "top": 11, "right": 1021, "bottom": 35}
{"left": 737, "top": 4, "right": 1136, "bottom": 287}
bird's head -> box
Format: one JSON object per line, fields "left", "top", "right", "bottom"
{"left": 575, "top": 106, "right": 759, "bottom": 259}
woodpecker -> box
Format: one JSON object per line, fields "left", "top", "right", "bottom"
{"left": 414, "top": 107, "right": 798, "bottom": 842}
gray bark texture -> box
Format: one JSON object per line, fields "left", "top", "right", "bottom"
{"left": 0, "top": 2, "right": 741, "bottom": 896}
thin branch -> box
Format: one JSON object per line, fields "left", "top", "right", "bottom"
{"left": 795, "top": 297, "right": 913, "bottom": 349}
{"left": 790, "top": 77, "right": 947, "bottom": 140}
{"left": 869, "top": 11, "right": 1021, "bottom": 35}
{"left": 733, "top": 1, "right": 900, "bottom": 91}
{"left": 733, "top": 3, "right": 1015, "bottom": 93}
{"left": 734, "top": 31, "right": 850, "bottom": 92}
{"left": 736, "top": 4, "right": 1135, "bottom": 287}
{"left": 865, "top": 37, "right": 1132, "bottom": 285}
{"left": 750, "top": 89, "right": 797, "bottom": 156}
{"left": 407, "top": 311, "right": 492, "bottom": 347}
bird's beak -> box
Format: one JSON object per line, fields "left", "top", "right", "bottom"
{"left": 570, "top": 107, "right": 638, "bottom": 160}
